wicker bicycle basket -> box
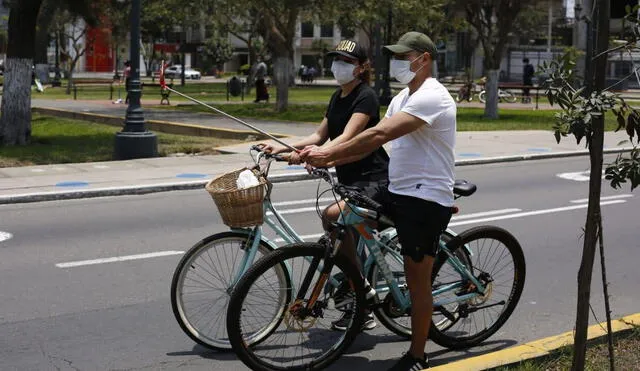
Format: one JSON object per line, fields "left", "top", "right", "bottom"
{"left": 205, "top": 168, "right": 268, "bottom": 227}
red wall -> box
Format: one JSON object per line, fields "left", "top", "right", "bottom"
{"left": 85, "top": 27, "right": 113, "bottom": 72}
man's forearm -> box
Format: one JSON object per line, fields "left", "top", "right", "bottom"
{"left": 329, "top": 128, "right": 385, "bottom": 163}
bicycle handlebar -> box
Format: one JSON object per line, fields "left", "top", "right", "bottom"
{"left": 250, "top": 145, "right": 288, "bottom": 162}
{"left": 307, "top": 167, "right": 383, "bottom": 212}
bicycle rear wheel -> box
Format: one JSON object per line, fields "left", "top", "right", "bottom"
{"left": 369, "top": 232, "right": 470, "bottom": 339}
{"left": 227, "top": 242, "right": 366, "bottom": 371}
{"left": 171, "top": 231, "right": 282, "bottom": 351}
{"left": 429, "top": 226, "right": 526, "bottom": 349}
{"left": 502, "top": 90, "right": 517, "bottom": 103}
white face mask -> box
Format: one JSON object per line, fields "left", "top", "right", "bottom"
{"left": 331, "top": 60, "right": 357, "bottom": 85}
{"left": 390, "top": 54, "right": 426, "bottom": 84}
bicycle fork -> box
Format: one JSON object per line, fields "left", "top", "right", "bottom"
{"left": 291, "top": 229, "right": 346, "bottom": 317}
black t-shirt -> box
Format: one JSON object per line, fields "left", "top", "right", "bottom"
{"left": 325, "top": 82, "right": 389, "bottom": 185}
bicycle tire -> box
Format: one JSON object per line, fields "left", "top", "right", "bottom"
{"left": 478, "top": 91, "right": 487, "bottom": 103}
{"left": 227, "top": 243, "right": 366, "bottom": 371}
{"left": 171, "top": 231, "right": 285, "bottom": 351}
{"left": 369, "top": 232, "right": 471, "bottom": 339}
{"left": 429, "top": 225, "right": 526, "bottom": 349}
{"left": 502, "top": 90, "right": 517, "bottom": 103}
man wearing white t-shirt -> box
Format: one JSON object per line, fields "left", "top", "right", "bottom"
{"left": 301, "top": 31, "right": 455, "bottom": 370}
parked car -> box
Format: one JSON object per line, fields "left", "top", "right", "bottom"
{"left": 164, "top": 65, "right": 201, "bottom": 80}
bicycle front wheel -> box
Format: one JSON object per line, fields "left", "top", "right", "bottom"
{"left": 171, "top": 231, "right": 282, "bottom": 351}
{"left": 430, "top": 226, "right": 526, "bottom": 349}
{"left": 227, "top": 242, "right": 366, "bottom": 371}
{"left": 478, "top": 91, "right": 487, "bottom": 103}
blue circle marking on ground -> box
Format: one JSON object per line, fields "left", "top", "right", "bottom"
{"left": 55, "top": 181, "right": 90, "bottom": 187}
{"left": 176, "top": 173, "right": 208, "bottom": 179}
{"left": 527, "top": 148, "right": 551, "bottom": 152}
{"left": 458, "top": 153, "right": 482, "bottom": 158}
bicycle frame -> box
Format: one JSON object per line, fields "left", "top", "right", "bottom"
{"left": 339, "top": 202, "right": 487, "bottom": 313}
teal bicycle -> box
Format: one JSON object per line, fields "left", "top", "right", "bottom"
{"left": 226, "top": 166, "right": 526, "bottom": 370}
{"left": 171, "top": 146, "right": 395, "bottom": 350}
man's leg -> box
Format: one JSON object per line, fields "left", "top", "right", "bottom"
{"left": 404, "top": 255, "right": 435, "bottom": 358}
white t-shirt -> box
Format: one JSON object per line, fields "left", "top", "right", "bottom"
{"left": 384, "top": 77, "right": 456, "bottom": 207}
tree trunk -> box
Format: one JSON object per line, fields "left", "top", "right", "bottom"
{"left": 66, "top": 68, "right": 74, "bottom": 95}
{"left": 273, "top": 56, "right": 291, "bottom": 112}
{"left": 571, "top": 0, "right": 610, "bottom": 369}
{"left": 34, "top": 0, "right": 58, "bottom": 84}
{"left": 0, "top": 58, "right": 33, "bottom": 145}
{"left": 598, "top": 217, "right": 615, "bottom": 370}
{"left": 246, "top": 39, "right": 255, "bottom": 94}
{"left": 484, "top": 69, "right": 499, "bottom": 119}
{"left": 0, "top": 0, "right": 42, "bottom": 146}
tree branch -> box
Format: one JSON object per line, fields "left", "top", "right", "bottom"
{"left": 592, "top": 43, "right": 635, "bottom": 61}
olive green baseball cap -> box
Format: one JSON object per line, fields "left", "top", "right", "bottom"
{"left": 383, "top": 31, "right": 437, "bottom": 57}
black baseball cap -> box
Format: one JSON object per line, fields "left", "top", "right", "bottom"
{"left": 326, "top": 40, "right": 368, "bottom": 62}
{"left": 383, "top": 31, "right": 437, "bottom": 58}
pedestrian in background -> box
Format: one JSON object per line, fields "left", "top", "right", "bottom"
{"left": 522, "top": 58, "right": 534, "bottom": 104}
{"left": 253, "top": 56, "right": 269, "bottom": 103}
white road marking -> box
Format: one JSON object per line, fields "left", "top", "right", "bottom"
{"left": 557, "top": 170, "right": 605, "bottom": 182}
{"left": 56, "top": 251, "right": 184, "bottom": 268}
{"left": 570, "top": 194, "right": 633, "bottom": 203}
{"left": 272, "top": 197, "right": 336, "bottom": 207}
{"left": 448, "top": 200, "right": 626, "bottom": 227}
{"left": 274, "top": 233, "right": 324, "bottom": 243}
{"left": 452, "top": 208, "right": 522, "bottom": 220}
{"left": 0, "top": 231, "right": 13, "bottom": 243}
{"left": 266, "top": 205, "right": 331, "bottom": 216}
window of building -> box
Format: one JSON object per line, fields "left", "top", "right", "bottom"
{"left": 320, "top": 24, "right": 333, "bottom": 38}
{"left": 301, "top": 22, "right": 314, "bottom": 38}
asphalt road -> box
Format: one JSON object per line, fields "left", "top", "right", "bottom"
{"left": 1, "top": 155, "right": 638, "bottom": 370}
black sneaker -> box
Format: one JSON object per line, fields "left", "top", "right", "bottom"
{"left": 387, "top": 352, "right": 429, "bottom": 371}
{"left": 331, "top": 310, "right": 377, "bottom": 331}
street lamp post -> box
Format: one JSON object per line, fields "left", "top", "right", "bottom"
{"left": 114, "top": 0, "right": 158, "bottom": 160}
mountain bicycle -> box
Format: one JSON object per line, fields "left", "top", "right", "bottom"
{"left": 226, "top": 167, "right": 526, "bottom": 371}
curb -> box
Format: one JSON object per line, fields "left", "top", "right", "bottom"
{"left": 31, "top": 107, "right": 289, "bottom": 141}
{"left": 0, "top": 171, "right": 330, "bottom": 205}
{"left": 428, "top": 312, "right": 640, "bottom": 370}
{"left": 0, "top": 147, "right": 634, "bottom": 205}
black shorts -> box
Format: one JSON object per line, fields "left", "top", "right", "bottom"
{"left": 376, "top": 189, "right": 452, "bottom": 262}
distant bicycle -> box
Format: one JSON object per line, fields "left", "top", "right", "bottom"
{"left": 478, "top": 88, "right": 517, "bottom": 103}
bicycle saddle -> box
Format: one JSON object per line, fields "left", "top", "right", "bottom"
{"left": 454, "top": 180, "right": 477, "bottom": 197}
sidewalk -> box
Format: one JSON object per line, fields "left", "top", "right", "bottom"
{"left": 1, "top": 99, "right": 634, "bottom": 204}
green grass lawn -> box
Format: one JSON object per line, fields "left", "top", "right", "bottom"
{"left": 0, "top": 114, "right": 244, "bottom": 167}
{"left": 172, "top": 103, "right": 619, "bottom": 131}
{"left": 32, "top": 81, "right": 338, "bottom": 104}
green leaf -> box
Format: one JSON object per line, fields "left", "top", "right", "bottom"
{"left": 554, "top": 130, "right": 561, "bottom": 144}
{"left": 628, "top": 114, "right": 637, "bottom": 139}
{"left": 616, "top": 112, "right": 626, "bottom": 131}
{"left": 547, "top": 91, "right": 555, "bottom": 106}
